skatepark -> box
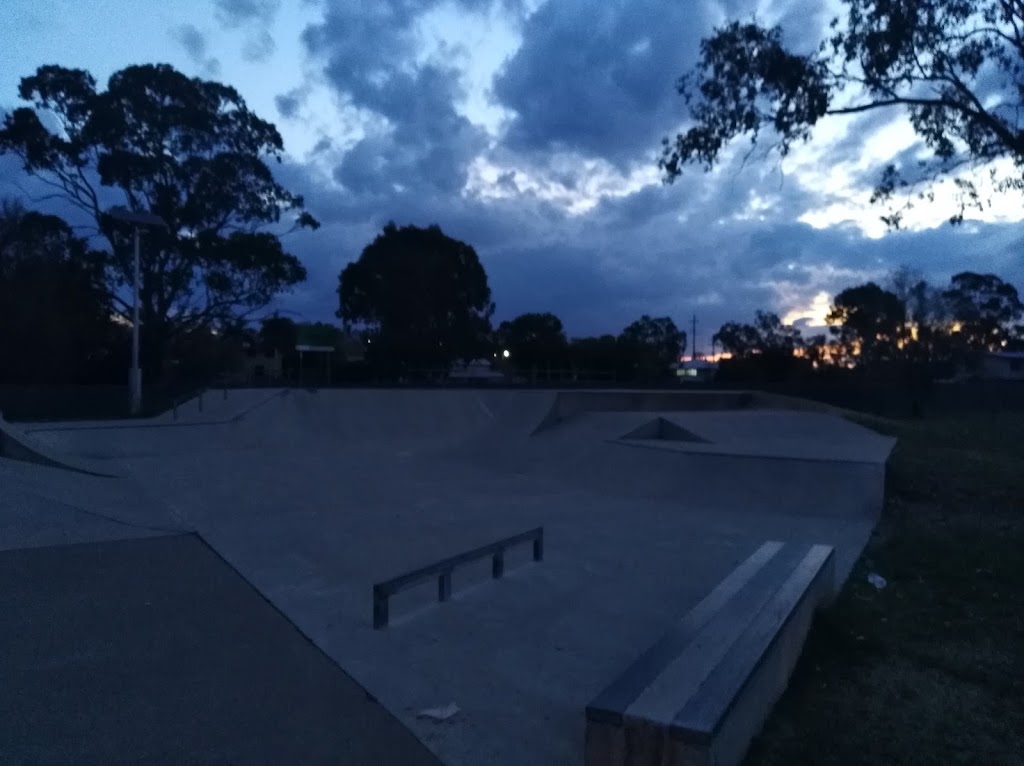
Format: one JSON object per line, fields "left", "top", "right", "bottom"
{"left": 0, "top": 388, "right": 894, "bottom": 765}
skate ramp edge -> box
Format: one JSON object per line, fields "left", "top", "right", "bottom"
{"left": 0, "top": 411, "right": 115, "bottom": 478}
{"left": 585, "top": 541, "right": 835, "bottom": 766}
{"left": 533, "top": 390, "right": 764, "bottom": 434}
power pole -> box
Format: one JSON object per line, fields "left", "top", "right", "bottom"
{"left": 691, "top": 314, "right": 698, "bottom": 361}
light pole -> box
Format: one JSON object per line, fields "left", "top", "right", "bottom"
{"left": 107, "top": 206, "right": 167, "bottom": 415}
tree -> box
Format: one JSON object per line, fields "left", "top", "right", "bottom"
{"left": 661, "top": 2, "right": 1024, "bottom": 228}
{"left": 569, "top": 335, "right": 621, "bottom": 377}
{"left": 337, "top": 222, "right": 494, "bottom": 372}
{"left": 618, "top": 315, "right": 686, "bottom": 380}
{"left": 803, "top": 334, "right": 830, "bottom": 367}
{"left": 259, "top": 313, "right": 299, "bottom": 358}
{"left": 0, "top": 64, "right": 318, "bottom": 378}
{"left": 826, "top": 282, "right": 907, "bottom": 365}
{"left": 496, "top": 312, "right": 568, "bottom": 373}
{"left": 714, "top": 311, "right": 807, "bottom": 382}
{"left": 885, "top": 267, "right": 953, "bottom": 365}
{"left": 713, "top": 311, "right": 802, "bottom": 357}
{"left": 943, "top": 271, "right": 1024, "bottom": 351}
{"left": 0, "top": 200, "right": 116, "bottom": 383}
{"left": 753, "top": 311, "right": 803, "bottom": 353}
{"left": 713, "top": 321, "right": 763, "bottom": 358}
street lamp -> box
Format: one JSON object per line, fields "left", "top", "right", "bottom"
{"left": 107, "top": 206, "right": 167, "bottom": 415}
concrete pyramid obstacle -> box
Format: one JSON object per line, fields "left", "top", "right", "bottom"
{"left": 620, "top": 416, "right": 710, "bottom": 443}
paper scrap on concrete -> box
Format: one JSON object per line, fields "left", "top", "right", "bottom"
{"left": 417, "top": 703, "right": 460, "bottom": 722}
{"left": 867, "top": 572, "right": 887, "bottom": 590}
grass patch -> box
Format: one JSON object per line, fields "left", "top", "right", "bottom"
{"left": 747, "top": 411, "right": 1024, "bottom": 766}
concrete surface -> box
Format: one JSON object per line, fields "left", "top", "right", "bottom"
{"left": 0, "top": 388, "right": 894, "bottom": 765}
{"left": 0, "top": 534, "right": 439, "bottom": 765}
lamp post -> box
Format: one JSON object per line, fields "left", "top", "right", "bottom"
{"left": 107, "top": 206, "right": 167, "bottom": 415}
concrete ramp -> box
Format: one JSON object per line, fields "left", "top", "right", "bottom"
{"left": 533, "top": 390, "right": 757, "bottom": 432}
{"left": 0, "top": 412, "right": 117, "bottom": 477}
{"left": 0, "top": 388, "right": 895, "bottom": 766}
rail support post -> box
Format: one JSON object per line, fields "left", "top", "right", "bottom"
{"left": 438, "top": 570, "right": 452, "bottom": 601}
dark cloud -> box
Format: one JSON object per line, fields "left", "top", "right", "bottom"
{"left": 272, "top": 142, "right": 1024, "bottom": 339}
{"left": 7, "top": 0, "right": 1024, "bottom": 339}
{"left": 242, "top": 28, "right": 275, "bottom": 63}
{"left": 275, "top": 92, "right": 301, "bottom": 119}
{"left": 214, "top": 0, "right": 279, "bottom": 27}
{"left": 214, "top": 0, "right": 278, "bottom": 62}
{"left": 491, "top": 0, "right": 842, "bottom": 169}
{"left": 301, "top": 2, "right": 492, "bottom": 197}
{"left": 492, "top": 0, "right": 719, "bottom": 168}
{"left": 170, "top": 24, "right": 221, "bottom": 77}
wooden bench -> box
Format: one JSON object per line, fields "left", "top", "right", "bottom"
{"left": 585, "top": 541, "right": 834, "bottom": 766}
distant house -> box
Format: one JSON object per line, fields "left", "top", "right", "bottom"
{"left": 980, "top": 351, "right": 1024, "bottom": 381}
{"left": 675, "top": 359, "right": 718, "bottom": 383}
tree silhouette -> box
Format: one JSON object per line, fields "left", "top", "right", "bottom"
{"left": 661, "top": 2, "right": 1024, "bottom": 228}
{"left": 944, "top": 272, "right": 1023, "bottom": 352}
{"left": 619, "top": 315, "right": 686, "bottom": 380}
{"left": 0, "top": 64, "right": 318, "bottom": 378}
{"left": 827, "top": 282, "right": 907, "bottom": 365}
{"left": 713, "top": 312, "right": 802, "bottom": 357}
{"left": 337, "top": 222, "right": 494, "bottom": 372}
{"left": 496, "top": 312, "right": 569, "bottom": 373}
{"left": 569, "top": 335, "right": 621, "bottom": 377}
{"left": 885, "top": 267, "right": 952, "bottom": 365}
{"left": 714, "top": 311, "right": 806, "bottom": 382}
{"left": 0, "top": 200, "right": 115, "bottom": 382}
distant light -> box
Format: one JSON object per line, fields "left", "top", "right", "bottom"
{"left": 502, "top": 349, "right": 510, "bottom": 358}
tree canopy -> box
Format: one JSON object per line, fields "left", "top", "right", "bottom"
{"left": 337, "top": 222, "right": 494, "bottom": 371}
{"left": 496, "top": 312, "right": 569, "bottom": 371}
{"left": 619, "top": 315, "right": 686, "bottom": 379}
{"left": 944, "top": 271, "right": 1024, "bottom": 351}
{"left": 661, "top": 1, "right": 1024, "bottom": 227}
{"left": 0, "top": 63, "right": 318, "bottom": 376}
{"left": 827, "top": 282, "right": 908, "bottom": 364}
{"left": 0, "top": 200, "right": 117, "bottom": 382}
{"left": 714, "top": 311, "right": 803, "bottom": 358}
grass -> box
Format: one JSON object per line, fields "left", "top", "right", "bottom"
{"left": 746, "top": 410, "right": 1024, "bottom": 765}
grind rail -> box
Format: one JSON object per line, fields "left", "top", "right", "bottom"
{"left": 373, "top": 527, "right": 544, "bottom": 629}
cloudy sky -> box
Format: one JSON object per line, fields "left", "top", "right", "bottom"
{"left": 3, "top": 0, "right": 1023, "bottom": 350}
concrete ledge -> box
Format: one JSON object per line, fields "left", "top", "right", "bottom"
{"left": 585, "top": 542, "right": 835, "bottom": 766}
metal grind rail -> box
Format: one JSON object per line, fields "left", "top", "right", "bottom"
{"left": 373, "top": 527, "right": 544, "bottom": 629}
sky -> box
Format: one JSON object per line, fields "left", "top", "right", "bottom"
{"left": 2, "top": 0, "right": 1023, "bottom": 351}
